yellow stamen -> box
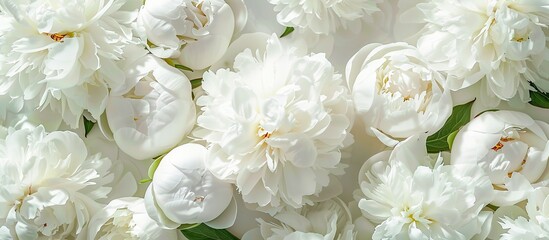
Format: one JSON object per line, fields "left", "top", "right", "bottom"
{"left": 48, "top": 33, "right": 67, "bottom": 42}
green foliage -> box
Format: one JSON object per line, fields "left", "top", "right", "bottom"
{"left": 191, "top": 78, "right": 203, "bottom": 89}
{"left": 174, "top": 64, "right": 194, "bottom": 72}
{"left": 446, "top": 130, "right": 459, "bottom": 151}
{"left": 180, "top": 224, "right": 239, "bottom": 240}
{"left": 426, "top": 101, "right": 474, "bottom": 153}
{"left": 148, "top": 155, "right": 163, "bottom": 179}
{"left": 83, "top": 116, "right": 95, "bottom": 138}
{"left": 530, "top": 89, "right": 549, "bottom": 109}
{"left": 280, "top": 27, "right": 295, "bottom": 38}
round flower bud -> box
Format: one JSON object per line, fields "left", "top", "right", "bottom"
{"left": 106, "top": 53, "right": 196, "bottom": 160}
{"left": 145, "top": 143, "right": 236, "bottom": 229}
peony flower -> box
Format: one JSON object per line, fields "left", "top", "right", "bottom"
{"left": 106, "top": 49, "right": 196, "bottom": 160}
{"left": 451, "top": 110, "right": 549, "bottom": 206}
{"left": 500, "top": 187, "right": 549, "bottom": 239}
{"left": 145, "top": 143, "right": 237, "bottom": 229}
{"left": 347, "top": 42, "right": 452, "bottom": 146}
{"left": 0, "top": 126, "right": 117, "bottom": 239}
{"left": 87, "top": 197, "right": 184, "bottom": 240}
{"left": 242, "top": 198, "right": 355, "bottom": 240}
{"left": 0, "top": 0, "right": 142, "bottom": 127}
{"left": 357, "top": 135, "right": 494, "bottom": 239}
{"left": 195, "top": 33, "right": 354, "bottom": 213}
{"left": 137, "top": 0, "right": 247, "bottom": 70}
{"left": 412, "top": 0, "right": 549, "bottom": 106}
{"left": 267, "top": 0, "right": 380, "bottom": 35}
{"left": 0, "top": 93, "right": 62, "bottom": 133}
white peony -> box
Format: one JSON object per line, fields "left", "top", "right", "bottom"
{"left": 0, "top": 93, "right": 62, "bottom": 133}
{"left": 137, "top": 0, "right": 247, "bottom": 70}
{"left": 106, "top": 49, "right": 196, "bottom": 160}
{"left": 0, "top": 126, "right": 116, "bottom": 239}
{"left": 87, "top": 197, "right": 184, "bottom": 240}
{"left": 0, "top": 0, "right": 142, "bottom": 127}
{"left": 195, "top": 33, "right": 354, "bottom": 213}
{"left": 242, "top": 198, "right": 355, "bottom": 240}
{"left": 500, "top": 187, "right": 549, "bottom": 239}
{"left": 451, "top": 110, "right": 549, "bottom": 206}
{"left": 347, "top": 42, "right": 452, "bottom": 146}
{"left": 412, "top": 0, "right": 549, "bottom": 106}
{"left": 267, "top": 0, "right": 380, "bottom": 35}
{"left": 357, "top": 135, "right": 494, "bottom": 239}
{"left": 145, "top": 143, "right": 237, "bottom": 229}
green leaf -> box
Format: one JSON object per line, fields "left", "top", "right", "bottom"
{"left": 139, "top": 178, "right": 152, "bottom": 184}
{"left": 148, "top": 155, "right": 164, "bottom": 179}
{"left": 180, "top": 224, "right": 239, "bottom": 240}
{"left": 190, "top": 78, "right": 203, "bottom": 89}
{"left": 474, "top": 109, "right": 499, "bottom": 118}
{"left": 279, "top": 27, "right": 295, "bottom": 38}
{"left": 83, "top": 116, "right": 95, "bottom": 138}
{"left": 165, "top": 58, "right": 176, "bottom": 66}
{"left": 146, "top": 40, "right": 157, "bottom": 48}
{"left": 178, "top": 223, "right": 201, "bottom": 230}
{"left": 530, "top": 89, "right": 549, "bottom": 109}
{"left": 446, "top": 130, "right": 459, "bottom": 151}
{"left": 426, "top": 100, "right": 474, "bottom": 153}
{"left": 174, "top": 64, "right": 194, "bottom": 72}
{"left": 487, "top": 204, "right": 499, "bottom": 211}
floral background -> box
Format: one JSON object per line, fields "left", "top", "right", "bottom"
{"left": 1, "top": 0, "right": 549, "bottom": 239}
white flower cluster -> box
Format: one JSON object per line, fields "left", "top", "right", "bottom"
{"left": 0, "top": 0, "right": 548, "bottom": 240}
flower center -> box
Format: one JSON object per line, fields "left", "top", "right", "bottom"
{"left": 512, "top": 36, "right": 528, "bottom": 43}
{"left": 376, "top": 66, "right": 434, "bottom": 112}
{"left": 507, "top": 157, "right": 527, "bottom": 178}
{"left": 45, "top": 32, "right": 75, "bottom": 42}
{"left": 488, "top": 127, "right": 534, "bottom": 180}
{"left": 190, "top": 1, "right": 208, "bottom": 27}
{"left": 177, "top": 0, "right": 210, "bottom": 42}
{"left": 258, "top": 127, "right": 273, "bottom": 140}
{"left": 99, "top": 208, "right": 138, "bottom": 240}
{"left": 491, "top": 137, "right": 515, "bottom": 151}
{"left": 482, "top": 3, "right": 542, "bottom": 56}
{"left": 401, "top": 206, "right": 433, "bottom": 226}
{"left": 15, "top": 185, "right": 34, "bottom": 211}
